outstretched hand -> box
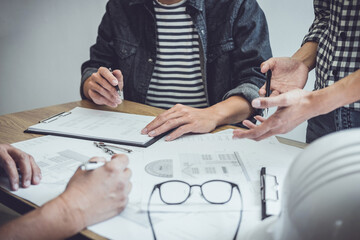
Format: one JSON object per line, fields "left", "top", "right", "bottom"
{"left": 233, "top": 89, "right": 316, "bottom": 141}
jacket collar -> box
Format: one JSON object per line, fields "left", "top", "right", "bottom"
{"left": 129, "top": 0, "right": 204, "bottom": 11}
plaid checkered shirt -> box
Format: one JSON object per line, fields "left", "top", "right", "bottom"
{"left": 302, "top": 0, "right": 360, "bottom": 110}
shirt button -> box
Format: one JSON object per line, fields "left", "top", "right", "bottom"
{"left": 332, "top": 69, "right": 338, "bottom": 76}
{"left": 201, "top": 29, "right": 205, "bottom": 35}
{"left": 148, "top": 58, "right": 153, "bottom": 63}
{"left": 339, "top": 32, "right": 346, "bottom": 40}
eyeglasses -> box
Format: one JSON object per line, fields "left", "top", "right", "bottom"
{"left": 147, "top": 180, "right": 243, "bottom": 240}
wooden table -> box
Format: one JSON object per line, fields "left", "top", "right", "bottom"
{"left": 0, "top": 100, "right": 305, "bottom": 239}
{"left": 0, "top": 100, "right": 169, "bottom": 239}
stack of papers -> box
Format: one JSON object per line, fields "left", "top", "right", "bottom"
{"left": 0, "top": 129, "right": 303, "bottom": 239}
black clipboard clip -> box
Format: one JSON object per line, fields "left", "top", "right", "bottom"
{"left": 260, "top": 167, "right": 279, "bottom": 220}
{"left": 39, "top": 111, "right": 72, "bottom": 123}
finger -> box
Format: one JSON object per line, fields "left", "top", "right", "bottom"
{"left": 108, "top": 154, "right": 129, "bottom": 170}
{"left": 0, "top": 151, "right": 19, "bottom": 191}
{"left": 254, "top": 129, "right": 277, "bottom": 141}
{"left": 141, "top": 106, "right": 181, "bottom": 134}
{"left": 89, "top": 76, "right": 121, "bottom": 105}
{"left": 148, "top": 115, "right": 188, "bottom": 137}
{"left": 253, "top": 95, "right": 290, "bottom": 109}
{"left": 29, "top": 155, "right": 42, "bottom": 185}
{"left": 233, "top": 128, "right": 259, "bottom": 140}
{"left": 165, "top": 124, "right": 193, "bottom": 141}
{"left": 8, "top": 148, "right": 33, "bottom": 188}
{"left": 260, "top": 58, "right": 276, "bottom": 73}
{"left": 270, "top": 90, "right": 280, "bottom": 97}
{"left": 89, "top": 89, "right": 118, "bottom": 107}
{"left": 254, "top": 115, "right": 266, "bottom": 123}
{"left": 121, "top": 168, "right": 132, "bottom": 180}
{"left": 259, "top": 85, "right": 266, "bottom": 97}
{"left": 242, "top": 120, "right": 257, "bottom": 129}
{"left": 99, "top": 67, "right": 119, "bottom": 87}
{"left": 112, "top": 70, "right": 124, "bottom": 90}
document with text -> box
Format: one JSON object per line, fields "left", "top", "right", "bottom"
{"left": 25, "top": 107, "right": 159, "bottom": 147}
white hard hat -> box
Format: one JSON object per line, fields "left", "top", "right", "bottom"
{"left": 246, "top": 128, "right": 360, "bottom": 240}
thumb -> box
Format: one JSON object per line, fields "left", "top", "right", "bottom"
{"left": 112, "top": 70, "right": 124, "bottom": 89}
{"left": 260, "top": 58, "right": 276, "bottom": 74}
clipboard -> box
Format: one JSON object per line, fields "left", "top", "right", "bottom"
{"left": 260, "top": 167, "right": 280, "bottom": 220}
{"left": 25, "top": 107, "right": 165, "bottom": 148}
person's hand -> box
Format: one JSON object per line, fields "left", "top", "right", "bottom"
{"left": 0, "top": 144, "right": 41, "bottom": 191}
{"left": 59, "top": 154, "right": 132, "bottom": 228}
{"left": 83, "top": 67, "right": 123, "bottom": 107}
{"left": 259, "top": 57, "right": 309, "bottom": 97}
{"left": 141, "top": 104, "right": 218, "bottom": 141}
{"left": 233, "top": 89, "right": 315, "bottom": 141}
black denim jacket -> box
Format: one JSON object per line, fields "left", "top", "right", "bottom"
{"left": 81, "top": 0, "right": 272, "bottom": 117}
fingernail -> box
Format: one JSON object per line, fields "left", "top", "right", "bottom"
{"left": 149, "top": 130, "right": 155, "bottom": 136}
{"left": 165, "top": 136, "right": 171, "bottom": 141}
{"left": 24, "top": 180, "right": 30, "bottom": 187}
{"left": 34, "top": 176, "right": 40, "bottom": 184}
{"left": 116, "top": 97, "right": 122, "bottom": 104}
{"left": 13, "top": 183, "right": 19, "bottom": 191}
{"left": 141, "top": 128, "right": 148, "bottom": 134}
{"left": 113, "top": 79, "right": 118, "bottom": 85}
{"left": 252, "top": 99, "right": 261, "bottom": 108}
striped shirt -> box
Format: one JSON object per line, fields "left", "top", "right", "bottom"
{"left": 145, "top": 0, "right": 208, "bottom": 109}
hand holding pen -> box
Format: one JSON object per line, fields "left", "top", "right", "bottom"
{"left": 66, "top": 155, "right": 131, "bottom": 227}
{"left": 82, "top": 66, "right": 124, "bottom": 108}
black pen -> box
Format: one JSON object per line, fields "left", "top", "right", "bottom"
{"left": 265, "top": 70, "right": 272, "bottom": 116}
{"left": 260, "top": 167, "right": 269, "bottom": 220}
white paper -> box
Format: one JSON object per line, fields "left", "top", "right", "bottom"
{"left": 27, "top": 107, "right": 155, "bottom": 145}
{"left": 0, "top": 130, "right": 303, "bottom": 239}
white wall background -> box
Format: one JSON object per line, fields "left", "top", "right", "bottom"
{"left": 257, "top": 0, "right": 315, "bottom": 142}
{"left": 0, "top": 0, "right": 107, "bottom": 114}
{"left": 0, "top": 0, "right": 315, "bottom": 142}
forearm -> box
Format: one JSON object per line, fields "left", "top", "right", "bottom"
{"left": 0, "top": 194, "right": 84, "bottom": 240}
{"left": 311, "top": 70, "right": 360, "bottom": 115}
{"left": 292, "top": 42, "right": 318, "bottom": 71}
{"left": 208, "top": 96, "right": 252, "bottom": 126}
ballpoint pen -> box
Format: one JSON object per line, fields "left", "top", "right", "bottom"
{"left": 109, "top": 67, "right": 123, "bottom": 99}
{"left": 80, "top": 161, "right": 105, "bottom": 171}
{"left": 265, "top": 70, "right": 272, "bottom": 117}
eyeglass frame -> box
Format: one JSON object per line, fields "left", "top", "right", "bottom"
{"left": 147, "top": 179, "right": 243, "bottom": 240}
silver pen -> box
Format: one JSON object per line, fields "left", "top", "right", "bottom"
{"left": 80, "top": 161, "right": 105, "bottom": 171}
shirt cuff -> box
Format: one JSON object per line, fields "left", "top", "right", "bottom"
{"left": 80, "top": 67, "right": 98, "bottom": 99}
{"left": 223, "top": 83, "right": 263, "bottom": 119}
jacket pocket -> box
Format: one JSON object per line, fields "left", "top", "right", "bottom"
{"left": 207, "top": 39, "right": 234, "bottom": 63}
{"left": 112, "top": 39, "right": 138, "bottom": 82}
{"left": 113, "top": 39, "right": 138, "bottom": 59}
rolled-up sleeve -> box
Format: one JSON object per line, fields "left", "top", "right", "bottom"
{"left": 302, "top": 0, "right": 330, "bottom": 45}
{"left": 225, "top": 0, "right": 272, "bottom": 117}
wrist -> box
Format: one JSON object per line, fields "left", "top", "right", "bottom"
{"left": 56, "top": 191, "right": 87, "bottom": 232}
{"left": 292, "top": 42, "right": 317, "bottom": 71}
{"left": 307, "top": 89, "right": 331, "bottom": 116}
